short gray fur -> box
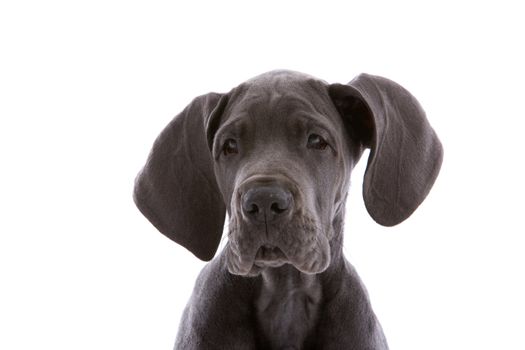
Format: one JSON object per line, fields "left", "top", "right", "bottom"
{"left": 134, "top": 70, "right": 443, "bottom": 349}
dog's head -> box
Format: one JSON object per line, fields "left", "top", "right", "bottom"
{"left": 134, "top": 70, "right": 443, "bottom": 276}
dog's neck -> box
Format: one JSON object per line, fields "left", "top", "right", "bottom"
{"left": 254, "top": 212, "right": 347, "bottom": 349}
{"left": 255, "top": 264, "right": 322, "bottom": 349}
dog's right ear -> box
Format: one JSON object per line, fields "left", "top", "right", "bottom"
{"left": 133, "top": 93, "right": 229, "bottom": 261}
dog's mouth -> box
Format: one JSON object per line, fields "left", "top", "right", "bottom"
{"left": 253, "top": 244, "right": 288, "bottom": 268}
{"left": 225, "top": 210, "right": 332, "bottom": 276}
{"left": 226, "top": 232, "right": 332, "bottom": 277}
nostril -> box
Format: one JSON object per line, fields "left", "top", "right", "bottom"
{"left": 247, "top": 203, "right": 259, "bottom": 215}
{"left": 270, "top": 202, "right": 287, "bottom": 214}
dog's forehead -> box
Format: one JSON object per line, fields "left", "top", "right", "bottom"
{"left": 224, "top": 70, "right": 337, "bottom": 125}
{"left": 243, "top": 69, "right": 323, "bottom": 89}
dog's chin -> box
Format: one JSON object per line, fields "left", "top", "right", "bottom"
{"left": 253, "top": 245, "right": 289, "bottom": 271}
{"left": 226, "top": 243, "right": 331, "bottom": 277}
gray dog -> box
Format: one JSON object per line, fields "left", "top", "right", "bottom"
{"left": 134, "top": 70, "right": 443, "bottom": 349}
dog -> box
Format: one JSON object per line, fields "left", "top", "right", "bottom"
{"left": 134, "top": 70, "right": 443, "bottom": 349}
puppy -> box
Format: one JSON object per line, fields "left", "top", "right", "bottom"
{"left": 134, "top": 70, "right": 443, "bottom": 349}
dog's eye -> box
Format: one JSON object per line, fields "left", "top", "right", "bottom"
{"left": 222, "top": 139, "right": 238, "bottom": 156}
{"left": 307, "top": 134, "right": 328, "bottom": 150}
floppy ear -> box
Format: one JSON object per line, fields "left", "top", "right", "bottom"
{"left": 133, "top": 93, "right": 228, "bottom": 261}
{"left": 329, "top": 74, "right": 443, "bottom": 226}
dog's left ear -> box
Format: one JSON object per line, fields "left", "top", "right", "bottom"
{"left": 329, "top": 74, "right": 443, "bottom": 226}
{"left": 134, "top": 93, "right": 228, "bottom": 261}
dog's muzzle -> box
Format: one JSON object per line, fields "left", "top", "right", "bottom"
{"left": 225, "top": 176, "right": 331, "bottom": 276}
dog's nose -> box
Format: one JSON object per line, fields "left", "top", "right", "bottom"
{"left": 242, "top": 186, "right": 292, "bottom": 223}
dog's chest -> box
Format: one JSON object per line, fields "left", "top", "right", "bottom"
{"left": 255, "top": 271, "right": 322, "bottom": 349}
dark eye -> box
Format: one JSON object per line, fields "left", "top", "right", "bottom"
{"left": 222, "top": 138, "right": 238, "bottom": 156}
{"left": 307, "top": 134, "right": 328, "bottom": 150}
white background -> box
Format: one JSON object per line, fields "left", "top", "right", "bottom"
{"left": 1, "top": 1, "right": 524, "bottom": 349}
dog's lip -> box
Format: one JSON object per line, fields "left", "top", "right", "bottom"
{"left": 253, "top": 244, "right": 288, "bottom": 267}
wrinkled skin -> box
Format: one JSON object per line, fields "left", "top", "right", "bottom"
{"left": 211, "top": 72, "right": 357, "bottom": 278}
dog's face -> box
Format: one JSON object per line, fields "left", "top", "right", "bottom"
{"left": 134, "top": 70, "right": 443, "bottom": 272}
{"left": 208, "top": 72, "right": 362, "bottom": 276}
